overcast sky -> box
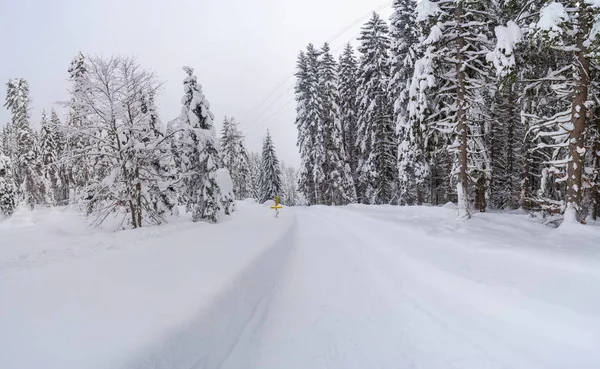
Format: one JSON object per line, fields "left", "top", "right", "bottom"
{"left": 0, "top": 0, "right": 392, "bottom": 167}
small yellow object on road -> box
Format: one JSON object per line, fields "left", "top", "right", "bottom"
{"left": 271, "top": 196, "right": 283, "bottom": 217}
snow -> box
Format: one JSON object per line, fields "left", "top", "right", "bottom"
{"left": 215, "top": 168, "right": 233, "bottom": 195}
{"left": 537, "top": 2, "right": 569, "bottom": 33}
{"left": 488, "top": 21, "right": 522, "bottom": 76}
{"left": 0, "top": 202, "right": 295, "bottom": 369}
{"left": 2, "top": 204, "right": 600, "bottom": 368}
{"left": 415, "top": 0, "right": 440, "bottom": 23}
{"left": 220, "top": 206, "right": 600, "bottom": 369}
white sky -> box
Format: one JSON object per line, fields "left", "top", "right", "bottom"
{"left": 0, "top": 0, "right": 393, "bottom": 167}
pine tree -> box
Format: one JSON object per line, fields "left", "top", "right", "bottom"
{"left": 220, "top": 117, "right": 252, "bottom": 200}
{"left": 39, "top": 109, "right": 61, "bottom": 205}
{"left": 4, "top": 78, "right": 44, "bottom": 209}
{"left": 319, "top": 43, "right": 356, "bottom": 205}
{"left": 414, "top": 0, "right": 495, "bottom": 216}
{"left": 259, "top": 131, "right": 282, "bottom": 203}
{"left": 178, "top": 66, "right": 233, "bottom": 222}
{"left": 338, "top": 44, "right": 360, "bottom": 189}
{"left": 248, "top": 151, "right": 262, "bottom": 200}
{"left": 355, "top": 13, "right": 398, "bottom": 204}
{"left": 49, "top": 108, "right": 69, "bottom": 204}
{"left": 295, "top": 45, "right": 323, "bottom": 204}
{"left": 65, "top": 52, "right": 91, "bottom": 197}
{"left": 390, "top": 0, "right": 429, "bottom": 205}
{"left": 528, "top": 1, "right": 600, "bottom": 223}
{"left": 280, "top": 163, "right": 299, "bottom": 206}
{"left": 0, "top": 154, "right": 15, "bottom": 218}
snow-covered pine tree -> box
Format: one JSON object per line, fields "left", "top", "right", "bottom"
{"left": 338, "top": 44, "right": 360, "bottom": 190}
{"left": 248, "top": 151, "right": 262, "bottom": 200}
{"left": 39, "top": 110, "right": 61, "bottom": 205}
{"left": 414, "top": 0, "right": 494, "bottom": 216}
{"left": 4, "top": 78, "right": 44, "bottom": 209}
{"left": 528, "top": 1, "right": 600, "bottom": 223}
{"left": 220, "top": 116, "right": 252, "bottom": 200}
{"left": 49, "top": 108, "right": 69, "bottom": 204}
{"left": 139, "top": 91, "right": 178, "bottom": 220}
{"left": 0, "top": 154, "right": 15, "bottom": 218}
{"left": 280, "top": 162, "right": 299, "bottom": 206}
{"left": 259, "top": 130, "right": 282, "bottom": 203}
{"left": 390, "top": 0, "right": 429, "bottom": 205}
{"left": 295, "top": 45, "right": 324, "bottom": 205}
{"left": 65, "top": 51, "right": 91, "bottom": 198}
{"left": 178, "top": 66, "right": 233, "bottom": 222}
{"left": 319, "top": 43, "right": 356, "bottom": 205}
{"left": 355, "top": 12, "right": 398, "bottom": 204}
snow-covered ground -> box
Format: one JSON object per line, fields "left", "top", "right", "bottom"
{"left": 0, "top": 201, "right": 295, "bottom": 369}
{"left": 2, "top": 203, "right": 600, "bottom": 368}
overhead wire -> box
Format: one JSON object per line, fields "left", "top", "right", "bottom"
{"left": 240, "top": 1, "right": 392, "bottom": 134}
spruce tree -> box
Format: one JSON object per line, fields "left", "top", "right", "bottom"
{"left": 295, "top": 45, "right": 323, "bottom": 204}
{"left": 414, "top": 0, "right": 495, "bottom": 216}
{"left": 4, "top": 78, "right": 43, "bottom": 209}
{"left": 49, "top": 109, "right": 69, "bottom": 204}
{"left": 390, "top": 0, "right": 429, "bottom": 205}
{"left": 355, "top": 13, "right": 397, "bottom": 204}
{"left": 220, "top": 117, "right": 252, "bottom": 200}
{"left": 178, "top": 66, "right": 233, "bottom": 222}
{"left": 0, "top": 154, "right": 15, "bottom": 218}
{"left": 65, "top": 51, "right": 91, "bottom": 197}
{"left": 248, "top": 151, "right": 262, "bottom": 200}
{"left": 280, "top": 163, "right": 299, "bottom": 206}
{"left": 259, "top": 131, "right": 282, "bottom": 203}
{"left": 338, "top": 44, "right": 360, "bottom": 188}
{"left": 40, "top": 109, "right": 61, "bottom": 205}
{"left": 529, "top": 1, "right": 600, "bottom": 223}
{"left": 319, "top": 43, "right": 356, "bottom": 205}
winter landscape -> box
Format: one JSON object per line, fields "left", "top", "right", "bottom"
{"left": 2, "top": 0, "right": 600, "bottom": 368}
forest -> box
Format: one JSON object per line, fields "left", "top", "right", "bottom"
{"left": 295, "top": 0, "right": 600, "bottom": 225}
{"left": 3, "top": 0, "right": 600, "bottom": 228}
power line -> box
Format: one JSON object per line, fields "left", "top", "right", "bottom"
{"left": 240, "top": 1, "right": 392, "bottom": 131}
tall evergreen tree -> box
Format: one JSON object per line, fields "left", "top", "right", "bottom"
{"left": 0, "top": 154, "right": 15, "bottom": 218}
{"left": 338, "top": 44, "right": 360, "bottom": 189}
{"left": 259, "top": 131, "right": 282, "bottom": 203}
{"left": 4, "top": 78, "right": 44, "bottom": 208}
{"left": 390, "top": 0, "right": 429, "bottom": 205}
{"left": 280, "top": 162, "right": 299, "bottom": 206}
{"left": 40, "top": 109, "right": 61, "bottom": 205}
{"left": 414, "top": 0, "right": 494, "bottom": 216}
{"left": 529, "top": 1, "right": 600, "bottom": 223}
{"left": 49, "top": 109, "right": 69, "bottom": 204}
{"left": 355, "top": 13, "right": 397, "bottom": 204}
{"left": 220, "top": 117, "right": 252, "bottom": 200}
{"left": 65, "top": 51, "right": 91, "bottom": 197}
{"left": 178, "top": 66, "right": 233, "bottom": 222}
{"left": 295, "top": 45, "right": 323, "bottom": 204}
{"left": 248, "top": 151, "right": 262, "bottom": 200}
{"left": 319, "top": 43, "right": 356, "bottom": 205}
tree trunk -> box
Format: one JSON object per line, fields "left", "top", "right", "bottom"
{"left": 522, "top": 145, "right": 532, "bottom": 211}
{"left": 455, "top": 3, "right": 470, "bottom": 218}
{"left": 565, "top": 5, "right": 590, "bottom": 224}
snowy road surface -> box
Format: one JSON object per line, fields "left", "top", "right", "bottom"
{"left": 2, "top": 203, "right": 600, "bottom": 368}
{"left": 222, "top": 205, "right": 600, "bottom": 369}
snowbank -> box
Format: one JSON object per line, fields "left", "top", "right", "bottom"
{"left": 0, "top": 202, "right": 295, "bottom": 369}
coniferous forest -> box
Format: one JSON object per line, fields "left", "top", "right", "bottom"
{"left": 294, "top": 0, "right": 600, "bottom": 225}
{"left": 3, "top": 1, "right": 600, "bottom": 227}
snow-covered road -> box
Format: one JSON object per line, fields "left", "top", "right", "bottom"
{"left": 222, "top": 205, "right": 600, "bottom": 369}
{"left": 2, "top": 203, "right": 600, "bottom": 369}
